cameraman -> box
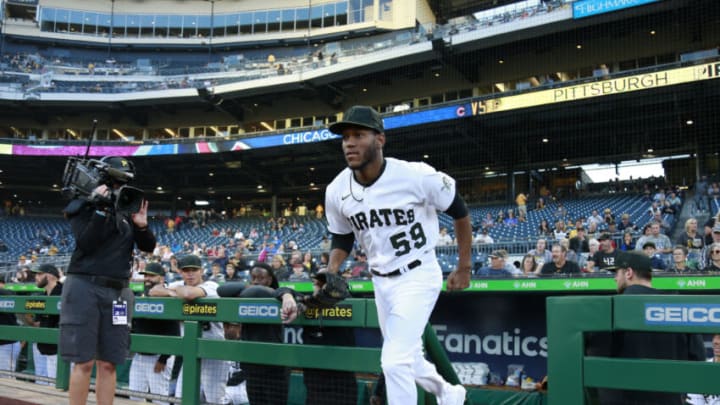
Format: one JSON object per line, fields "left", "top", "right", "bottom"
{"left": 59, "top": 156, "right": 156, "bottom": 405}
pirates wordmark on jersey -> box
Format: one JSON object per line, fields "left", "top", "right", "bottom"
{"left": 347, "top": 208, "right": 416, "bottom": 231}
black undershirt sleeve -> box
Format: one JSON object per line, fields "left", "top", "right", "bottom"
{"left": 330, "top": 232, "right": 355, "bottom": 254}
{"left": 444, "top": 191, "right": 469, "bottom": 219}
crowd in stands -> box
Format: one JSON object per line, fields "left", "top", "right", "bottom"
{"left": 3, "top": 175, "right": 720, "bottom": 285}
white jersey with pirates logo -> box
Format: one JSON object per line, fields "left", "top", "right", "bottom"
{"left": 325, "top": 157, "right": 456, "bottom": 273}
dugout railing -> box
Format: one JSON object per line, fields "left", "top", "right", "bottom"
{"left": 546, "top": 294, "right": 720, "bottom": 405}
{"left": 0, "top": 295, "right": 459, "bottom": 405}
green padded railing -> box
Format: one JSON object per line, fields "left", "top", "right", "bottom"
{"left": 546, "top": 294, "right": 720, "bottom": 405}
{"left": 0, "top": 295, "right": 458, "bottom": 405}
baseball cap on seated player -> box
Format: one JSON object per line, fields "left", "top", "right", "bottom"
{"left": 328, "top": 105, "right": 384, "bottom": 134}
{"left": 604, "top": 251, "right": 651, "bottom": 273}
{"left": 141, "top": 262, "right": 165, "bottom": 276}
{"left": 32, "top": 264, "right": 60, "bottom": 278}
{"left": 177, "top": 254, "right": 203, "bottom": 270}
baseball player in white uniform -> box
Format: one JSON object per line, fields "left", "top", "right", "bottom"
{"left": 149, "top": 254, "right": 229, "bottom": 404}
{"left": 324, "top": 105, "right": 472, "bottom": 405}
{"left": 686, "top": 334, "right": 720, "bottom": 405}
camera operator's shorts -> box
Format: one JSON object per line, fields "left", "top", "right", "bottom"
{"left": 59, "top": 275, "right": 134, "bottom": 365}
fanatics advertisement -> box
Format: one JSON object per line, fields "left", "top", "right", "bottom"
{"left": 429, "top": 294, "right": 550, "bottom": 381}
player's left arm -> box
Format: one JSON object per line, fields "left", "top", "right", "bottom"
{"left": 445, "top": 192, "right": 472, "bottom": 291}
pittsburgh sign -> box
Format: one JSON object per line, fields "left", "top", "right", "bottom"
{"left": 182, "top": 303, "right": 218, "bottom": 316}
{"left": 303, "top": 304, "right": 353, "bottom": 320}
{"left": 25, "top": 300, "right": 46, "bottom": 311}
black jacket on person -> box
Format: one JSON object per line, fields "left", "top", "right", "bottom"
{"left": 589, "top": 285, "right": 706, "bottom": 405}
{"left": 65, "top": 199, "right": 156, "bottom": 279}
{"left": 36, "top": 282, "right": 63, "bottom": 355}
{"left": 0, "top": 288, "right": 17, "bottom": 346}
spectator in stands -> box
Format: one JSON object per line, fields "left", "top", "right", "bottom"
{"left": 150, "top": 255, "right": 229, "bottom": 404}
{"left": 303, "top": 251, "right": 318, "bottom": 275}
{"left": 651, "top": 211, "right": 671, "bottom": 235}
{"left": 270, "top": 254, "right": 289, "bottom": 281}
{"left": 476, "top": 250, "right": 515, "bottom": 277}
{"left": 504, "top": 210, "right": 518, "bottom": 226}
{"left": 208, "top": 262, "right": 226, "bottom": 283}
{"left": 569, "top": 226, "right": 590, "bottom": 254}
{"left": 318, "top": 252, "right": 330, "bottom": 271}
{"left": 586, "top": 221, "right": 600, "bottom": 240}
{"left": 474, "top": 229, "right": 494, "bottom": 244}
{"left": 676, "top": 218, "right": 704, "bottom": 263}
{"left": 521, "top": 254, "right": 539, "bottom": 276}
{"left": 602, "top": 208, "right": 615, "bottom": 225}
{"left": 528, "top": 238, "right": 552, "bottom": 268}
{"left": 559, "top": 239, "right": 578, "bottom": 263}
{"left": 669, "top": 245, "right": 699, "bottom": 273}
{"left": 554, "top": 202, "right": 567, "bottom": 220}
{"left": 667, "top": 191, "right": 682, "bottom": 214}
{"left": 553, "top": 220, "right": 567, "bottom": 241}
{"left": 606, "top": 221, "right": 618, "bottom": 235}
{"left": 495, "top": 209, "right": 506, "bottom": 224}
{"left": 617, "top": 213, "right": 636, "bottom": 232}
{"left": 641, "top": 242, "right": 667, "bottom": 271}
{"left": 438, "top": 227, "right": 454, "bottom": 246}
{"left": 587, "top": 233, "right": 620, "bottom": 272}
{"left": 540, "top": 244, "right": 580, "bottom": 275}
{"left": 619, "top": 231, "right": 636, "bottom": 252}
{"left": 700, "top": 224, "right": 720, "bottom": 269}
{"left": 319, "top": 235, "right": 331, "bottom": 251}
{"left": 288, "top": 258, "right": 311, "bottom": 282}
{"left": 704, "top": 243, "right": 720, "bottom": 272}
{"left": 644, "top": 223, "right": 673, "bottom": 260}
{"left": 516, "top": 192, "right": 528, "bottom": 219}
{"left": 537, "top": 219, "right": 553, "bottom": 237}
{"left": 535, "top": 197, "right": 545, "bottom": 211}
{"left": 587, "top": 209, "right": 603, "bottom": 229}
{"left": 481, "top": 213, "right": 495, "bottom": 230}
{"left": 346, "top": 251, "right": 370, "bottom": 279}
{"left": 225, "top": 263, "right": 241, "bottom": 282}
{"left": 695, "top": 175, "right": 709, "bottom": 214}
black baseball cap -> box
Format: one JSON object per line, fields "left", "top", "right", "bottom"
{"left": 32, "top": 264, "right": 60, "bottom": 278}
{"left": 177, "top": 254, "right": 203, "bottom": 270}
{"left": 605, "top": 251, "right": 651, "bottom": 273}
{"left": 329, "top": 105, "right": 384, "bottom": 134}
{"left": 141, "top": 262, "right": 165, "bottom": 276}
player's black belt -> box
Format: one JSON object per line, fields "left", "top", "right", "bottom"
{"left": 69, "top": 273, "right": 129, "bottom": 290}
{"left": 371, "top": 259, "right": 421, "bottom": 278}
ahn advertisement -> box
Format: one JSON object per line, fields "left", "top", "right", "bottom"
{"left": 429, "top": 294, "right": 550, "bottom": 381}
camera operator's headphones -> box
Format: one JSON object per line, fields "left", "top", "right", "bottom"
{"left": 100, "top": 156, "right": 135, "bottom": 183}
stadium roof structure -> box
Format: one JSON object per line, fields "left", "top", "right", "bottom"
{"left": 0, "top": 0, "right": 718, "bottom": 212}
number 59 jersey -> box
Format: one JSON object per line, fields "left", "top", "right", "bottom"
{"left": 325, "top": 157, "right": 457, "bottom": 273}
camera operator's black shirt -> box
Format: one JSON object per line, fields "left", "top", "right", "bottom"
{"left": 66, "top": 199, "right": 156, "bottom": 279}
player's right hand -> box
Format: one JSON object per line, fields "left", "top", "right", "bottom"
{"left": 446, "top": 268, "right": 471, "bottom": 291}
